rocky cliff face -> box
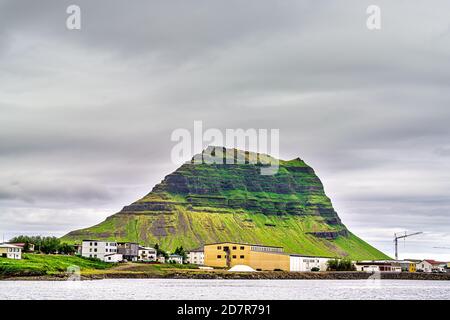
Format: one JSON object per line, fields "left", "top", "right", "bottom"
{"left": 63, "top": 147, "right": 388, "bottom": 260}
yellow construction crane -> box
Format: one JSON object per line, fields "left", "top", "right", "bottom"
{"left": 394, "top": 231, "right": 422, "bottom": 260}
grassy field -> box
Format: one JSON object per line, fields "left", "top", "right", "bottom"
{"left": 0, "top": 254, "right": 113, "bottom": 277}
{"left": 0, "top": 253, "right": 204, "bottom": 279}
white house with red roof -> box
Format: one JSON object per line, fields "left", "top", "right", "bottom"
{"left": 416, "top": 259, "right": 446, "bottom": 273}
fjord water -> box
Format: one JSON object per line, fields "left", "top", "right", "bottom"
{"left": 1, "top": 279, "right": 449, "bottom": 300}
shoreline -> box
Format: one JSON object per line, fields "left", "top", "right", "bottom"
{"left": 2, "top": 271, "right": 450, "bottom": 281}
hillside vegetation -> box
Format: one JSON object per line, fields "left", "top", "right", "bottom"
{"left": 63, "top": 147, "right": 389, "bottom": 260}
{"left": 0, "top": 254, "right": 112, "bottom": 277}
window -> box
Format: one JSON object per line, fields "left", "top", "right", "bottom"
{"left": 217, "top": 255, "right": 222, "bottom": 259}
{"left": 94, "top": 248, "right": 97, "bottom": 252}
{"left": 94, "top": 242, "right": 97, "bottom": 246}
{"left": 240, "top": 255, "right": 244, "bottom": 259}
{"left": 232, "top": 246, "right": 237, "bottom": 250}
{"left": 217, "top": 246, "right": 222, "bottom": 250}
{"left": 232, "top": 255, "right": 236, "bottom": 259}
{"left": 90, "top": 242, "right": 93, "bottom": 246}
{"left": 240, "top": 246, "right": 245, "bottom": 250}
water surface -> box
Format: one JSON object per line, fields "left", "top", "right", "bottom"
{"left": 1, "top": 279, "right": 449, "bottom": 300}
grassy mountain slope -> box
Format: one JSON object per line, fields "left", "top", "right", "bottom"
{"left": 63, "top": 147, "right": 389, "bottom": 260}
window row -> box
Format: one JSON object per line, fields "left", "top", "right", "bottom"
{"left": 217, "top": 246, "right": 245, "bottom": 250}
{"left": 216, "top": 255, "right": 245, "bottom": 259}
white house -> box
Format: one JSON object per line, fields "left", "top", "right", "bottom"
{"left": 157, "top": 255, "right": 166, "bottom": 263}
{"left": 168, "top": 254, "right": 183, "bottom": 264}
{"left": 187, "top": 247, "right": 204, "bottom": 265}
{"left": 417, "top": 260, "right": 446, "bottom": 273}
{"left": 103, "top": 253, "right": 123, "bottom": 263}
{"left": 81, "top": 240, "right": 121, "bottom": 262}
{"left": 0, "top": 244, "right": 22, "bottom": 259}
{"left": 289, "top": 255, "right": 330, "bottom": 272}
{"left": 138, "top": 246, "right": 157, "bottom": 261}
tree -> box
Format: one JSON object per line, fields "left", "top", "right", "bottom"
{"left": 174, "top": 246, "right": 187, "bottom": 262}
{"left": 10, "top": 235, "right": 43, "bottom": 252}
{"left": 327, "top": 258, "right": 356, "bottom": 271}
{"left": 40, "top": 237, "right": 60, "bottom": 254}
{"left": 154, "top": 243, "right": 169, "bottom": 259}
{"left": 58, "top": 243, "right": 76, "bottom": 255}
{"left": 9, "top": 235, "right": 64, "bottom": 254}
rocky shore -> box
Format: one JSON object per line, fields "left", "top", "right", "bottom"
{"left": 2, "top": 270, "right": 450, "bottom": 281}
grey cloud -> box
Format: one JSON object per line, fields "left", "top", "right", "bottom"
{"left": 0, "top": 0, "right": 449, "bottom": 258}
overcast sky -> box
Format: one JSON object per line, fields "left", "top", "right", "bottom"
{"left": 1, "top": 0, "right": 449, "bottom": 260}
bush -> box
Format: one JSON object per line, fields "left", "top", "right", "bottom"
{"left": 327, "top": 258, "right": 356, "bottom": 271}
{"left": 311, "top": 267, "right": 320, "bottom": 272}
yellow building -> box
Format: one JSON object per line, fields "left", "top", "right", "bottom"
{"left": 204, "top": 242, "right": 290, "bottom": 271}
{"left": 399, "top": 260, "right": 417, "bottom": 272}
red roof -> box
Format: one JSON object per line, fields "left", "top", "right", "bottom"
{"left": 7, "top": 242, "right": 26, "bottom": 247}
{"left": 423, "top": 259, "right": 446, "bottom": 265}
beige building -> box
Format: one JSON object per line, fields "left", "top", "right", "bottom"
{"left": 204, "top": 242, "right": 290, "bottom": 271}
{"left": 0, "top": 244, "right": 22, "bottom": 259}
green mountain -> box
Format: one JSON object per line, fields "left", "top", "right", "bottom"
{"left": 63, "top": 147, "right": 388, "bottom": 260}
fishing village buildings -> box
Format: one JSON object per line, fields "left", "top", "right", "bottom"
{"left": 1, "top": 238, "right": 449, "bottom": 274}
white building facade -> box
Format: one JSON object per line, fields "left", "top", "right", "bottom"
{"left": 0, "top": 244, "right": 22, "bottom": 259}
{"left": 355, "top": 261, "right": 402, "bottom": 272}
{"left": 168, "top": 254, "right": 183, "bottom": 264}
{"left": 417, "top": 260, "right": 433, "bottom": 272}
{"left": 138, "top": 246, "right": 157, "bottom": 261}
{"left": 417, "top": 260, "right": 446, "bottom": 273}
{"left": 81, "top": 240, "right": 121, "bottom": 262}
{"left": 289, "top": 255, "right": 330, "bottom": 272}
{"left": 103, "top": 253, "right": 123, "bottom": 262}
{"left": 187, "top": 248, "right": 204, "bottom": 265}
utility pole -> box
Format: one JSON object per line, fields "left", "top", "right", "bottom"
{"left": 394, "top": 231, "right": 422, "bottom": 260}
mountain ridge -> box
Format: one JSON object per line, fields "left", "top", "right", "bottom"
{"left": 63, "top": 147, "right": 389, "bottom": 260}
